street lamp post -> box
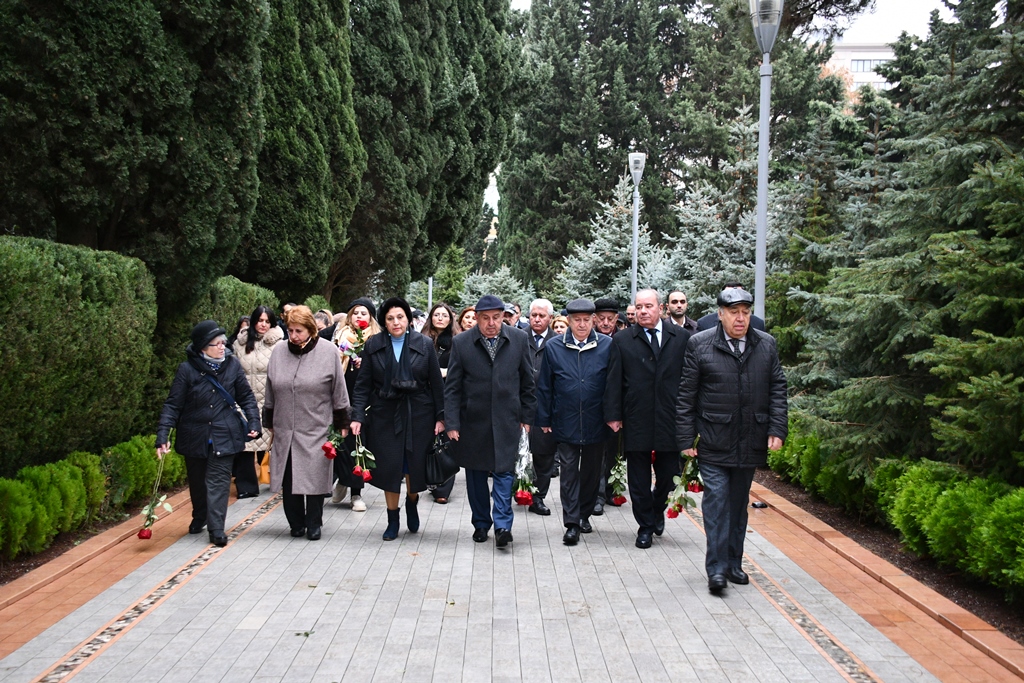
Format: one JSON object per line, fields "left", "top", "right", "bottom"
{"left": 628, "top": 152, "right": 646, "bottom": 305}
{"left": 749, "top": 0, "right": 784, "bottom": 321}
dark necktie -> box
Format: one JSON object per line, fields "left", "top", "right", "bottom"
{"left": 648, "top": 328, "right": 660, "bottom": 357}
{"left": 730, "top": 338, "right": 742, "bottom": 355}
{"left": 535, "top": 333, "right": 543, "bottom": 348}
{"left": 485, "top": 336, "right": 498, "bottom": 361}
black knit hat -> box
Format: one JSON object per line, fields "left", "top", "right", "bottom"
{"left": 347, "top": 297, "right": 377, "bottom": 320}
{"left": 594, "top": 298, "right": 620, "bottom": 313}
{"left": 377, "top": 297, "right": 413, "bottom": 328}
{"left": 191, "top": 320, "right": 226, "bottom": 351}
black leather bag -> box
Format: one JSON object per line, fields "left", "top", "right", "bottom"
{"left": 426, "top": 435, "right": 459, "bottom": 486}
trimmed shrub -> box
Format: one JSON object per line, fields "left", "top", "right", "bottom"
{"left": 814, "top": 459, "right": 869, "bottom": 516}
{"left": 0, "top": 237, "right": 157, "bottom": 477}
{"left": 968, "top": 487, "right": 1024, "bottom": 591}
{"left": 870, "top": 458, "right": 911, "bottom": 521}
{"left": 0, "top": 478, "right": 34, "bottom": 560}
{"left": 924, "top": 478, "right": 1012, "bottom": 572}
{"left": 16, "top": 465, "right": 61, "bottom": 548}
{"left": 102, "top": 436, "right": 159, "bottom": 509}
{"left": 67, "top": 451, "right": 107, "bottom": 521}
{"left": 304, "top": 295, "right": 330, "bottom": 313}
{"left": 889, "top": 460, "right": 966, "bottom": 556}
{"left": 51, "top": 461, "right": 88, "bottom": 532}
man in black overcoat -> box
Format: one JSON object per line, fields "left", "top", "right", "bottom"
{"left": 603, "top": 289, "right": 691, "bottom": 549}
{"left": 444, "top": 295, "right": 536, "bottom": 548}
{"left": 677, "top": 288, "right": 788, "bottom": 594}
{"left": 696, "top": 282, "right": 765, "bottom": 332}
{"left": 526, "top": 298, "right": 558, "bottom": 516}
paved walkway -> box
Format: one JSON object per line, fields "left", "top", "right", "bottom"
{"left": 0, "top": 472, "right": 1022, "bottom": 682}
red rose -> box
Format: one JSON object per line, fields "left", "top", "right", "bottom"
{"left": 322, "top": 442, "right": 337, "bottom": 459}
{"left": 665, "top": 508, "right": 679, "bottom": 519}
{"left": 353, "top": 465, "right": 363, "bottom": 476}
{"left": 612, "top": 495, "right": 627, "bottom": 506}
{"left": 356, "top": 319, "right": 369, "bottom": 330}
{"left": 137, "top": 528, "right": 152, "bottom": 540}
{"left": 687, "top": 481, "right": 704, "bottom": 493}
{"left": 514, "top": 490, "right": 533, "bottom": 506}
{"left": 651, "top": 451, "right": 656, "bottom": 463}
{"left": 362, "top": 470, "right": 372, "bottom": 482}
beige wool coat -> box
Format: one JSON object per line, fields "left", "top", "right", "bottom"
{"left": 264, "top": 337, "right": 350, "bottom": 495}
{"left": 233, "top": 325, "right": 284, "bottom": 452}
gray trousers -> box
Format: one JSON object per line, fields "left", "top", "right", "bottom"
{"left": 557, "top": 442, "right": 603, "bottom": 528}
{"left": 184, "top": 453, "right": 235, "bottom": 534}
{"left": 699, "top": 463, "right": 756, "bottom": 577}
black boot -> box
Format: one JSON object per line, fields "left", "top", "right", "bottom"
{"left": 383, "top": 508, "right": 400, "bottom": 541}
{"left": 406, "top": 495, "right": 420, "bottom": 533}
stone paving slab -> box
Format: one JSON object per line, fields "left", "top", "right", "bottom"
{"left": 0, "top": 472, "right": 953, "bottom": 682}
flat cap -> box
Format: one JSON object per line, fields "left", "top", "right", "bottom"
{"left": 476, "top": 294, "right": 504, "bottom": 312}
{"left": 717, "top": 288, "right": 755, "bottom": 307}
{"left": 593, "top": 298, "right": 620, "bottom": 313}
{"left": 565, "top": 298, "right": 596, "bottom": 315}
{"left": 504, "top": 303, "right": 517, "bottom": 314}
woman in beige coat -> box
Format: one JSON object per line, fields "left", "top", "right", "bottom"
{"left": 232, "top": 305, "right": 284, "bottom": 497}
{"left": 264, "top": 306, "right": 350, "bottom": 540}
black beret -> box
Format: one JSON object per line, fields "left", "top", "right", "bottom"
{"left": 565, "top": 298, "right": 596, "bottom": 314}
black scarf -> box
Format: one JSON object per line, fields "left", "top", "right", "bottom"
{"left": 287, "top": 335, "right": 318, "bottom": 356}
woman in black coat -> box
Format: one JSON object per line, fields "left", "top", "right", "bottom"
{"left": 156, "top": 320, "right": 261, "bottom": 547}
{"left": 350, "top": 298, "right": 445, "bottom": 541}
{"left": 422, "top": 302, "right": 459, "bottom": 504}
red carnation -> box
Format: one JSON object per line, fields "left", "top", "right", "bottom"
{"left": 356, "top": 319, "right": 369, "bottom": 330}
{"left": 361, "top": 469, "right": 372, "bottom": 482}
{"left": 137, "top": 528, "right": 152, "bottom": 540}
{"left": 665, "top": 507, "right": 679, "bottom": 519}
{"left": 322, "top": 442, "right": 337, "bottom": 459}
{"left": 353, "top": 465, "right": 363, "bottom": 476}
{"left": 612, "top": 495, "right": 627, "bottom": 506}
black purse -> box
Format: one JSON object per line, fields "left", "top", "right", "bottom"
{"left": 426, "top": 434, "right": 459, "bottom": 486}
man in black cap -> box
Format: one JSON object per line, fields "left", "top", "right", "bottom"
{"left": 591, "top": 297, "right": 622, "bottom": 513}
{"left": 593, "top": 298, "right": 620, "bottom": 338}
{"left": 696, "top": 282, "right": 765, "bottom": 332}
{"left": 603, "top": 288, "right": 691, "bottom": 549}
{"left": 535, "top": 298, "right": 613, "bottom": 545}
{"left": 677, "top": 287, "right": 787, "bottom": 594}
{"left": 444, "top": 295, "right": 536, "bottom": 548}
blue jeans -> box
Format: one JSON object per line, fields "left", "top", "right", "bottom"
{"left": 699, "top": 463, "right": 756, "bottom": 577}
{"left": 465, "top": 469, "right": 514, "bottom": 531}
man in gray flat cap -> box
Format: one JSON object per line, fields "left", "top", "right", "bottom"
{"left": 676, "top": 287, "right": 787, "bottom": 594}
{"left": 535, "top": 299, "right": 613, "bottom": 545}
{"left": 445, "top": 295, "right": 536, "bottom": 549}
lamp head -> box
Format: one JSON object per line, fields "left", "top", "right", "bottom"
{"left": 628, "top": 152, "right": 646, "bottom": 186}
{"left": 749, "top": 0, "right": 784, "bottom": 55}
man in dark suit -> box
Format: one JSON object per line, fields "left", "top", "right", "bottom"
{"left": 696, "top": 282, "right": 765, "bottom": 332}
{"left": 665, "top": 290, "right": 698, "bottom": 332}
{"left": 444, "top": 295, "right": 536, "bottom": 548}
{"left": 527, "top": 298, "right": 558, "bottom": 516}
{"left": 592, "top": 297, "right": 622, "bottom": 515}
{"left": 604, "top": 288, "right": 691, "bottom": 549}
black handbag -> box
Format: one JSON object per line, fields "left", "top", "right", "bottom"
{"left": 426, "top": 434, "right": 459, "bottom": 486}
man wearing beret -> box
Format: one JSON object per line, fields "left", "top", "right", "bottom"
{"left": 444, "top": 295, "right": 537, "bottom": 548}
{"left": 677, "top": 288, "right": 787, "bottom": 594}
{"left": 535, "top": 299, "right": 613, "bottom": 545}
{"left": 604, "top": 289, "right": 691, "bottom": 549}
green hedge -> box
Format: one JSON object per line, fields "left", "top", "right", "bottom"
{"left": 0, "top": 436, "right": 186, "bottom": 561}
{"left": 769, "top": 421, "right": 1024, "bottom": 600}
{"left": 0, "top": 237, "right": 157, "bottom": 477}
{"left": 142, "top": 276, "right": 278, "bottom": 431}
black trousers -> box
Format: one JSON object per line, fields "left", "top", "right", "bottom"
{"left": 700, "top": 464, "right": 756, "bottom": 576}
{"left": 626, "top": 450, "right": 682, "bottom": 534}
{"left": 532, "top": 448, "right": 556, "bottom": 500}
{"left": 557, "top": 442, "right": 603, "bottom": 528}
{"left": 282, "top": 454, "right": 325, "bottom": 531}
{"left": 597, "top": 433, "right": 620, "bottom": 502}
{"left": 185, "top": 453, "right": 235, "bottom": 533}
{"left": 232, "top": 451, "right": 260, "bottom": 496}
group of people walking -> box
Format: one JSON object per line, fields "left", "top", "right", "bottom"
{"left": 155, "top": 283, "right": 788, "bottom": 595}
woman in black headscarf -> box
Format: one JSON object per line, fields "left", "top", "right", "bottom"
{"left": 350, "top": 298, "right": 444, "bottom": 541}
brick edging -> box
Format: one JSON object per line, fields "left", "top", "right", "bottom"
{"left": 749, "top": 483, "right": 1024, "bottom": 679}
{"left": 0, "top": 489, "right": 194, "bottom": 612}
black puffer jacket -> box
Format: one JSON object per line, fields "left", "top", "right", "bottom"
{"left": 676, "top": 325, "right": 788, "bottom": 467}
{"left": 156, "top": 345, "right": 262, "bottom": 458}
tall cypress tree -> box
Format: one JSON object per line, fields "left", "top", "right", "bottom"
{"left": 230, "top": 0, "right": 366, "bottom": 303}
{"left": 0, "top": 0, "right": 269, "bottom": 315}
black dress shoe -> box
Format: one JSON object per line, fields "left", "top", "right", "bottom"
{"left": 654, "top": 517, "right": 665, "bottom": 536}
{"left": 563, "top": 526, "right": 580, "bottom": 545}
{"left": 579, "top": 518, "right": 593, "bottom": 534}
{"left": 290, "top": 527, "right": 307, "bottom": 538}
{"left": 708, "top": 574, "right": 728, "bottom": 594}
{"left": 592, "top": 499, "right": 605, "bottom": 516}
{"left": 472, "top": 528, "right": 488, "bottom": 543}
{"left": 528, "top": 500, "right": 551, "bottom": 516}
{"left": 725, "top": 567, "right": 749, "bottom": 585}
{"left": 236, "top": 491, "right": 258, "bottom": 499}
{"left": 635, "top": 531, "right": 653, "bottom": 549}
{"left": 495, "top": 528, "right": 513, "bottom": 548}
{"left": 306, "top": 526, "right": 322, "bottom": 541}
{"left": 209, "top": 532, "right": 228, "bottom": 547}
{"left": 189, "top": 521, "right": 206, "bottom": 534}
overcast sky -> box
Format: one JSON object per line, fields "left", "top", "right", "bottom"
{"left": 484, "top": 0, "right": 952, "bottom": 210}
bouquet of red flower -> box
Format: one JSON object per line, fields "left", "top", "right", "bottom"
{"left": 338, "top": 318, "right": 370, "bottom": 361}
{"left": 139, "top": 450, "right": 173, "bottom": 540}
{"left": 350, "top": 434, "right": 376, "bottom": 482}
{"left": 513, "top": 428, "right": 536, "bottom": 505}
{"left": 665, "top": 438, "right": 703, "bottom": 519}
